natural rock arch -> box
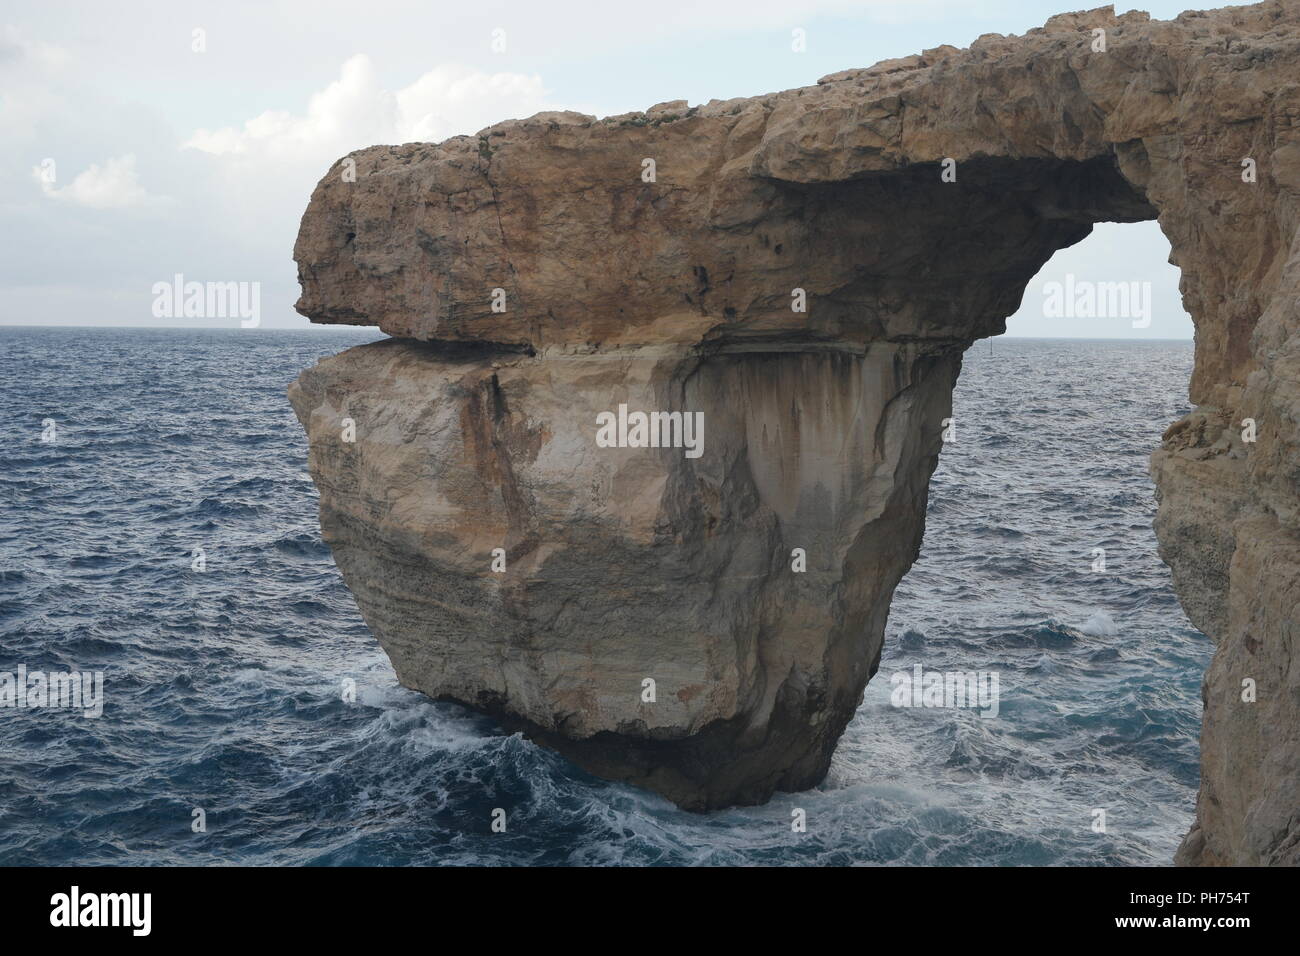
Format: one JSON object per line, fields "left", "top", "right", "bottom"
{"left": 290, "top": 3, "right": 1300, "bottom": 864}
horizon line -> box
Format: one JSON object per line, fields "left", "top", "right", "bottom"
{"left": 0, "top": 323, "right": 1196, "bottom": 342}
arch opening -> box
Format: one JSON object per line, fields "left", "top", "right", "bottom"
{"left": 848, "top": 222, "right": 1207, "bottom": 863}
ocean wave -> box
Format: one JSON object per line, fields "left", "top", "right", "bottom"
{"left": 0, "top": 328, "right": 1208, "bottom": 866}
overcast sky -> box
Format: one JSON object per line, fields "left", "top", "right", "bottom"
{"left": 2, "top": 0, "right": 1248, "bottom": 337}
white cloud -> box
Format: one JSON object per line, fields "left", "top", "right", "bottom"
{"left": 0, "top": 1, "right": 1020, "bottom": 326}
{"left": 0, "top": 23, "right": 69, "bottom": 71}
{"left": 183, "top": 55, "right": 554, "bottom": 166}
{"left": 396, "top": 66, "right": 553, "bottom": 142}
{"left": 33, "top": 154, "right": 157, "bottom": 209}
{"left": 0, "top": 25, "right": 70, "bottom": 145}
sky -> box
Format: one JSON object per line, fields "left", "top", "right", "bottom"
{"left": 1, "top": 0, "right": 1250, "bottom": 337}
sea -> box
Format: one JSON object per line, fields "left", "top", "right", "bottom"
{"left": 0, "top": 327, "right": 1209, "bottom": 865}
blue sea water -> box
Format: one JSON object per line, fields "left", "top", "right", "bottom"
{"left": 0, "top": 326, "right": 1208, "bottom": 866}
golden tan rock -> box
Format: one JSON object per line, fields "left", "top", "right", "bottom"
{"left": 291, "top": 2, "right": 1300, "bottom": 859}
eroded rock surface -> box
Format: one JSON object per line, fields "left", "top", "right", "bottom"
{"left": 290, "top": 1, "right": 1300, "bottom": 856}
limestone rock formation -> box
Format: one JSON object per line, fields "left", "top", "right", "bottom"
{"left": 290, "top": 2, "right": 1300, "bottom": 860}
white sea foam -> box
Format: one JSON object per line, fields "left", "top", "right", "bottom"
{"left": 1079, "top": 611, "right": 1118, "bottom": 637}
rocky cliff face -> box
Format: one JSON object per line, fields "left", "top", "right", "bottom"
{"left": 290, "top": 2, "right": 1300, "bottom": 859}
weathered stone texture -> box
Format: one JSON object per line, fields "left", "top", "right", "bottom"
{"left": 290, "top": 2, "right": 1300, "bottom": 859}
